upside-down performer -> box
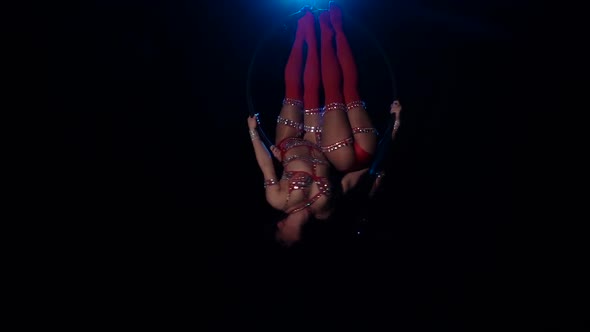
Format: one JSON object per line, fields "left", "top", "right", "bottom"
{"left": 248, "top": 2, "right": 402, "bottom": 247}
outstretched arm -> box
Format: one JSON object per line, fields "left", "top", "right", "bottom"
{"left": 248, "top": 115, "right": 282, "bottom": 208}
{"left": 367, "top": 101, "right": 402, "bottom": 197}
{"left": 369, "top": 101, "right": 401, "bottom": 176}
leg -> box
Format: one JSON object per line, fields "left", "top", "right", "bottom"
{"left": 330, "top": 1, "right": 377, "bottom": 168}
{"left": 275, "top": 14, "right": 307, "bottom": 145}
{"left": 301, "top": 11, "right": 323, "bottom": 145}
{"left": 318, "top": 11, "right": 355, "bottom": 172}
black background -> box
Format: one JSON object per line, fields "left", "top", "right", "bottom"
{"left": 21, "top": 0, "right": 574, "bottom": 330}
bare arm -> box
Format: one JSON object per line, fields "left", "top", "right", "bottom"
{"left": 340, "top": 167, "right": 384, "bottom": 195}
{"left": 341, "top": 168, "right": 369, "bottom": 195}
{"left": 370, "top": 101, "right": 402, "bottom": 174}
{"left": 248, "top": 115, "right": 283, "bottom": 209}
{"left": 366, "top": 101, "right": 402, "bottom": 195}
{"left": 391, "top": 109, "right": 401, "bottom": 140}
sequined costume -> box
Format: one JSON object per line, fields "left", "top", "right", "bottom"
{"left": 316, "top": 6, "right": 379, "bottom": 173}
{"left": 277, "top": 137, "right": 331, "bottom": 214}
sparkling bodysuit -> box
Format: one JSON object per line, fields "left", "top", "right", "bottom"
{"left": 277, "top": 137, "right": 332, "bottom": 214}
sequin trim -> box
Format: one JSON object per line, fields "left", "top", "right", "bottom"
{"left": 303, "top": 125, "right": 322, "bottom": 133}
{"left": 278, "top": 137, "right": 331, "bottom": 214}
{"left": 278, "top": 137, "right": 320, "bottom": 152}
{"left": 264, "top": 178, "right": 278, "bottom": 188}
{"left": 249, "top": 129, "right": 259, "bottom": 140}
{"left": 321, "top": 137, "right": 354, "bottom": 153}
{"left": 352, "top": 127, "right": 378, "bottom": 135}
{"left": 282, "top": 98, "right": 303, "bottom": 109}
{"left": 282, "top": 154, "right": 328, "bottom": 166}
{"left": 346, "top": 100, "right": 366, "bottom": 111}
{"left": 324, "top": 102, "right": 346, "bottom": 113}
{"left": 277, "top": 116, "right": 303, "bottom": 131}
{"left": 304, "top": 107, "right": 324, "bottom": 115}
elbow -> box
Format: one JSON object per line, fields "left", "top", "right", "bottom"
{"left": 265, "top": 186, "right": 283, "bottom": 210}
{"left": 266, "top": 195, "right": 283, "bottom": 211}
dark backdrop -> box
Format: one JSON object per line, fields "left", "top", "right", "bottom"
{"left": 24, "top": 0, "right": 567, "bottom": 330}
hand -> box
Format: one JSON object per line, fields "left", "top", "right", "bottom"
{"left": 270, "top": 145, "right": 282, "bottom": 162}
{"left": 390, "top": 100, "right": 402, "bottom": 116}
{"left": 247, "top": 113, "right": 260, "bottom": 129}
{"left": 390, "top": 101, "right": 401, "bottom": 139}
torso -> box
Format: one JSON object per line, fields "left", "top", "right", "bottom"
{"left": 277, "top": 137, "right": 333, "bottom": 219}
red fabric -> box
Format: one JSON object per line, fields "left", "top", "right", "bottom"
{"left": 303, "top": 15, "right": 321, "bottom": 110}
{"left": 330, "top": 1, "right": 360, "bottom": 103}
{"left": 284, "top": 23, "right": 305, "bottom": 101}
{"left": 347, "top": 142, "right": 373, "bottom": 172}
{"left": 319, "top": 12, "right": 343, "bottom": 105}
{"left": 336, "top": 32, "right": 361, "bottom": 104}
